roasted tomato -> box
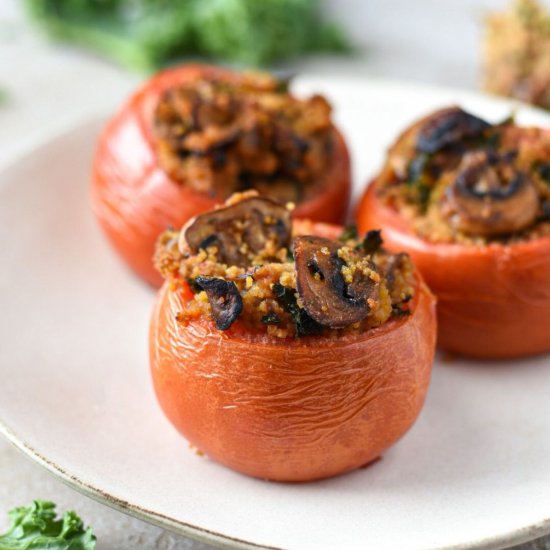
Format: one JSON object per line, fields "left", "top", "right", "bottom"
{"left": 91, "top": 64, "right": 351, "bottom": 287}
{"left": 149, "top": 195, "right": 436, "bottom": 482}
{"left": 357, "top": 107, "right": 550, "bottom": 359}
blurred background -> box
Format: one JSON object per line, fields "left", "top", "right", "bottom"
{"left": 2, "top": 0, "right": 550, "bottom": 548}
{"left": 3, "top": 0, "right": 546, "bottom": 163}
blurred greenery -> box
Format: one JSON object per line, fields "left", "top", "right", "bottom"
{"left": 24, "top": 0, "right": 351, "bottom": 71}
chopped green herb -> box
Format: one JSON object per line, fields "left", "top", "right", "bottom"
{"left": 272, "top": 283, "right": 322, "bottom": 336}
{"left": 0, "top": 500, "right": 96, "bottom": 550}
{"left": 391, "top": 305, "right": 411, "bottom": 317}
{"left": 286, "top": 248, "right": 294, "bottom": 262}
{"left": 417, "top": 182, "right": 431, "bottom": 213}
{"left": 391, "top": 295, "right": 412, "bottom": 317}
{"left": 339, "top": 224, "right": 359, "bottom": 242}
{"left": 407, "top": 153, "right": 431, "bottom": 183}
{"left": 261, "top": 312, "right": 281, "bottom": 325}
{"left": 405, "top": 153, "right": 434, "bottom": 212}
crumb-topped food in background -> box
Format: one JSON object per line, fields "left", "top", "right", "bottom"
{"left": 371, "top": 107, "right": 550, "bottom": 244}
{"left": 357, "top": 106, "right": 550, "bottom": 359}
{"left": 149, "top": 192, "right": 436, "bottom": 481}
{"left": 483, "top": 0, "right": 550, "bottom": 109}
{"left": 92, "top": 64, "right": 351, "bottom": 287}
{"left": 155, "top": 192, "right": 415, "bottom": 338}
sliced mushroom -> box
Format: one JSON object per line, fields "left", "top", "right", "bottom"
{"left": 181, "top": 196, "right": 292, "bottom": 266}
{"left": 416, "top": 107, "right": 491, "bottom": 154}
{"left": 446, "top": 151, "right": 540, "bottom": 236}
{"left": 195, "top": 276, "right": 243, "bottom": 330}
{"left": 293, "top": 236, "right": 379, "bottom": 328}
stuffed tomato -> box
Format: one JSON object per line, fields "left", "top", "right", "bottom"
{"left": 357, "top": 107, "right": 550, "bottom": 358}
{"left": 91, "top": 64, "right": 351, "bottom": 287}
{"left": 149, "top": 193, "right": 436, "bottom": 482}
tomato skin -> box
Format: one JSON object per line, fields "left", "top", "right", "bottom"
{"left": 149, "top": 233, "right": 436, "bottom": 482}
{"left": 91, "top": 64, "right": 351, "bottom": 287}
{"left": 357, "top": 182, "right": 550, "bottom": 359}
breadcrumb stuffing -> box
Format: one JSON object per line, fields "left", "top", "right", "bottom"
{"left": 156, "top": 224, "right": 415, "bottom": 338}
{"left": 377, "top": 114, "right": 550, "bottom": 244}
{"left": 154, "top": 71, "right": 335, "bottom": 204}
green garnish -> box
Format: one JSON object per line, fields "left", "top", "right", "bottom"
{"left": 23, "top": 0, "right": 350, "bottom": 71}
{"left": 416, "top": 182, "right": 431, "bottom": 213}
{"left": 261, "top": 312, "right": 281, "bottom": 325}
{"left": 0, "top": 500, "right": 96, "bottom": 550}
{"left": 391, "top": 305, "right": 411, "bottom": 317}
{"left": 406, "top": 154, "right": 433, "bottom": 212}
{"left": 272, "top": 283, "right": 322, "bottom": 336}
{"left": 339, "top": 224, "right": 359, "bottom": 242}
{"left": 407, "top": 153, "right": 431, "bottom": 183}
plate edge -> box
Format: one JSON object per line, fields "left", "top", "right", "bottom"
{"left": 0, "top": 419, "right": 282, "bottom": 550}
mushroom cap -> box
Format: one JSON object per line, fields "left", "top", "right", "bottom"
{"left": 446, "top": 151, "right": 540, "bottom": 236}
{"left": 293, "top": 235, "right": 379, "bottom": 328}
{"left": 181, "top": 195, "right": 292, "bottom": 265}
{"left": 416, "top": 106, "right": 491, "bottom": 154}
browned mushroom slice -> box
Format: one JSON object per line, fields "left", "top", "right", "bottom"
{"left": 416, "top": 107, "right": 491, "bottom": 154}
{"left": 182, "top": 196, "right": 292, "bottom": 266}
{"left": 195, "top": 276, "right": 243, "bottom": 330}
{"left": 293, "top": 236, "right": 380, "bottom": 328}
{"left": 446, "top": 151, "right": 539, "bottom": 236}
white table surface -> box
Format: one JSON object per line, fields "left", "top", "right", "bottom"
{"left": 0, "top": 1, "right": 549, "bottom": 548}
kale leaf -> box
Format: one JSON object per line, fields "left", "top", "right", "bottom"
{"left": 339, "top": 224, "right": 359, "bottom": 242}
{"left": 23, "top": 0, "right": 350, "bottom": 71}
{"left": 272, "top": 283, "right": 322, "bottom": 336}
{"left": 0, "top": 500, "right": 96, "bottom": 550}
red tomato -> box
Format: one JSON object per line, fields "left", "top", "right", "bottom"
{"left": 357, "top": 182, "right": 550, "bottom": 359}
{"left": 149, "top": 221, "right": 437, "bottom": 482}
{"left": 91, "top": 64, "right": 351, "bottom": 287}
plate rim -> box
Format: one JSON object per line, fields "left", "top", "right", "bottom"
{"left": 0, "top": 420, "right": 275, "bottom": 550}
{"left": 2, "top": 401, "right": 550, "bottom": 550}
{"left": 1, "top": 75, "right": 550, "bottom": 550}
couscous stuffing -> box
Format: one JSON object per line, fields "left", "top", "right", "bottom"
{"left": 376, "top": 106, "right": 550, "bottom": 244}
{"left": 156, "top": 192, "right": 416, "bottom": 337}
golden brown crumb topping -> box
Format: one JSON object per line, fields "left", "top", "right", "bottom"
{"left": 155, "top": 193, "right": 415, "bottom": 338}
{"left": 376, "top": 107, "right": 550, "bottom": 244}
{"left": 153, "top": 71, "right": 334, "bottom": 204}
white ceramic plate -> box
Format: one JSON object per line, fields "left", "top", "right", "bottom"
{"left": 1, "top": 77, "right": 549, "bottom": 550}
